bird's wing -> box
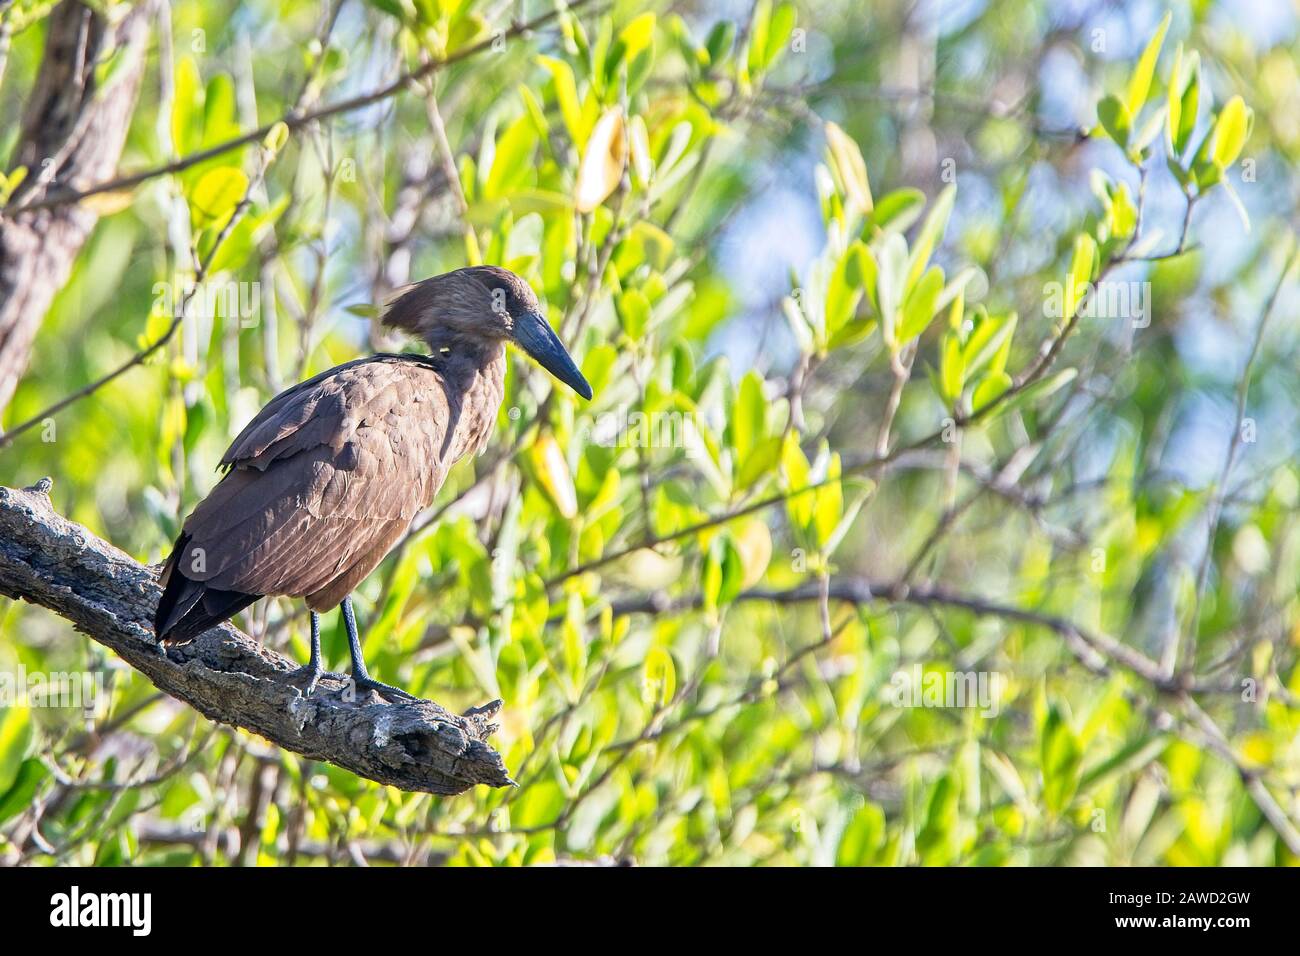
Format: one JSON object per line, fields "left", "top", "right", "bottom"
{"left": 179, "top": 356, "right": 452, "bottom": 601}
{"left": 219, "top": 356, "right": 376, "bottom": 470}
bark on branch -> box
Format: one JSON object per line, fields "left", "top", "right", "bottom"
{"left": 0, "top": 480, "right": 512, "bottom": 795}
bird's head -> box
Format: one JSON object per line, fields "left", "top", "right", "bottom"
{"left": 383, "top": 265, "right": 592, "bottom": 400}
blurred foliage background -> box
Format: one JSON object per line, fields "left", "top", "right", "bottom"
{"left": 2, "top": 0, "right": 1300, "bottom": 866}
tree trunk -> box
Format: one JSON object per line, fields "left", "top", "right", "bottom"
{"left": 0, "top": 0, "right": 153, "bottom": 414}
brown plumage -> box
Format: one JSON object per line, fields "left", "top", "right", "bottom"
{"left": 153, "top": 266, "right": 591, "bottom": 698}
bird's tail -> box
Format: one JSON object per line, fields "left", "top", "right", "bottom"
{"left": 154, "top": 533, "right": 260, "bottom": 645}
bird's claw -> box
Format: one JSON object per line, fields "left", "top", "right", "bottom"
{"left": 347, "top": 675, "right": 418, "bottom": 704}
{"left": 285, "top": 664, "right": 348, "bottom": 697}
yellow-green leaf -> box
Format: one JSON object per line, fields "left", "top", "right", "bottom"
{"left": 898, "top": 265, "right": 944, "bottom": 342}
{"left": 538, "top": 55, "right": 585, "bottom": 146}
{"left": 824, "top": 121, "right": 872, "bottom": 216}
{"left": 529, "top": 433, "right": 578, "bottom": 518}
{"left": 906, "top": 184, "right": 955, "bottom": 292}
{"left": 1124, "top": 11, "right": 1170, "bottom": 119}
{"left": 643, "top": 647, "right": 676, "bottom": 707}
{"left": 189, "top": 167, "right": 247, "bottom": 229}
{"left": 574, "top": 109, "right": 626, "bottom": 212}
{"left": 1210, "top": 95, "right": 1250, "bottom": 169}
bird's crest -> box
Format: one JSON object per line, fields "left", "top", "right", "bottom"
{"left": 381, "top": 266, "right": 538, "bottom": 340}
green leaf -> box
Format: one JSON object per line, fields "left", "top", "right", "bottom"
{"left": 0, "top": 706, "right": 32, "bottom": 796}
{"left": 703, "top": 535, "right": 745, "bottom": 611}
{"left": 898, "top": 264, "right": 944, "bottom": 342}
{"left": 812, "top": 452, "right": 843, "bottom": 545}
{"left": 582, "top": 344, "right": 619, "bottom": 397}
{"left": 999, "top": 367, "right": 1076, "bottom": 415}
{"left": 519, "top": 84, "right": 550, "bottom": 143}
{"left": 824, "top": 122, "right": 872, "bottom": 216}
{"left": 1129, "top": 105, "right": 1167, "bottom": 159}
{"left": 529, "top": 433, "right": 578, "bottom": 518}
{"left": 616, "top": 288, "right": 652, "bottom": 338}
{"left": 628, "top": 115, "right": 653, "bottom": 185}
{"left": 562, "top": 591, "right": 586, "bottom": 690}
{"left": 836, "top": 802, "right": 886, "bottom": 865}
{"left": 916, "top": 772, "right": 960, "bottom": 865}
{"left": 781, "top": 432, "right": 814, "bottom": 530}
{"left": 876, "top": 232, "right": 909, "bottom": 349}
{"left": 1108, "top": 181, "right": 1138, "bottom": 239}
{"left": 962, "top": 308, "right": 1016, "bottom": 377}
{"left": 537, "top": 56, "right": 585, "bottom": 146}
{"left": 737, "top": 435, "right": 782, "bottom": 489}
{"left": 0, "top": 758, "right": 45, "bottom": 825}
{"left": 763, "top": 2, "right": 797, "bottom": 71}
{"left": 906, "top": 184, "right": 956, "bottom": 292}
{"left": 1096, "top": 94, "right": 1131, "bottom": 148}
{"left": 939, "top": 329, "right": 965, "bottom": 408}
{"left": 731, "top": 371, "right": 767, "bottom": 464}
{"left": 704, "top": 21, "right": 736, "bottom": 66}
{"left": 1193, "top": 156, "right": 1222, "bottom": 190}
{"left": 1065, "top": 233, "right": 1097, "bottom": 317}
{"left": 515, "top": 780, "right": 565, "bottom": 828}
{"left": 971, "top": 370, "right": 1013, "bottom": 413}
{"left": 189, "top": 167, "right": 247, "bottom": 230}
{"left": 746, "top": 0, "right": 772, "bottom": 76}
{"left": 574, "top": 109, "right": 626, "bottom": 213}
{"left": 868, "top": 187, "right": 925, "bottom": 233}
{"left": 262, "top": 121, "right": 290, "bottom": 155}
{"left": 206, "top": 193, "right": 288, "bottom": 275}
{"left": 988, "top": 312, "right": 1017, "bottom": 376}
{"left": 171, "top": 56, "right": 203, "bottom": 156}
{"left": 611, "top": 13, "right": 657, "bottom": 96}
{"left": 643, "top": 647, "right": 676, "bottom": 707}
{"left": 1210, "top": 95, "right": 1250, "bottom": 169}
{"left": 365, "top": 0, "right": 405, "bottom": 20}
{"left": 1166, "top": 43, "right": 1185, "bottom": 151}
{"left": 783, "top": 295, "right": 816, "bottom": 353}
{"left": 826, "top": 244, "right": 865, "bottom": 338}
{"left": 1040, "top": 704, "right": 1082, "bottom": 817}
{"left": 201, "top": 73, "right": 240, "bottom": 148}
{"left": 485, "top": 115, "right": 539, "bottom": 200}
{"left": 1173, "top": 53, "right": 1201, "bottom": 157}
{"left": 847, "top": 240, "right": 878, "bottom": 313}
{"left": 1124, "top": 11, "right": 1170, "bottom": 119}
{"left": 614, "top": 14, "right": 656, "bottom": 64}
{"left": 935, "top": 265, "right": 978, "bottom": 315}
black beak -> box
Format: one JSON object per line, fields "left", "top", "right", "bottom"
{"left": 513, "top": 310, "right": 593, "bottom": 400}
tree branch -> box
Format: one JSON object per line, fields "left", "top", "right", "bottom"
{"left": 0, "top": 480, "right": 512, "bottom": 796}
{"left": 0, "top": 0, "right": 597, "bottom": 219}
{"left": 609, "top": 577, "right": 1235, "bottom": 694}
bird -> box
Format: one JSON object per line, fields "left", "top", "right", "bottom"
{"left": 153, "top": 265, "right": 592, "bottom": 701}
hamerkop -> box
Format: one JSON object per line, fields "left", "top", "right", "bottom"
{"left": 153, "top": 266, "right": 592, "bottom": 700}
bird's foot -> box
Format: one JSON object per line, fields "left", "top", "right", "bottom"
{"left": 285, "top": 663, "right": 348, "bottom": 697}
{"left": 346, "top": 674, "right": 418, "bottom": 704}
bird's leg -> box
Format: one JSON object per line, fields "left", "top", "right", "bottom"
{"left": 341, "top": 596, "right": 417, "bottom": 702}
{"left": 286, "top": 611, "right": 346, "bottom": 696}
